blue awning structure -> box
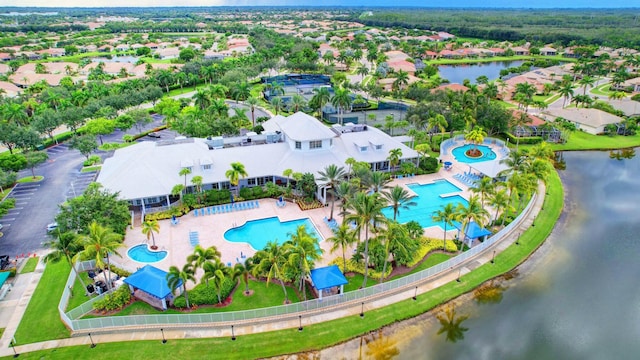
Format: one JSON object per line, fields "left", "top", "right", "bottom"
{"left": 310, "top": 265, "right": 348, "bottom": 290}
{"left": 0, "top": 271, "right": 10, "bottom": 288}
{"left": 124, "top": 265, "right": 180, "bottom": 299}
{"left": 453, "top": 221, "right": 492, "bottom": 239}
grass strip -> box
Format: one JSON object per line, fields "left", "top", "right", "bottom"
{"left": 7, "top": 171, "right": 562, "bottom": 359}
{"left": 19, "top": 257, "right": 39, "bottom": 274}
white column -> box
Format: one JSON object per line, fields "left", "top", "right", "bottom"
{"left": 319, "top": 288, "right": 323, "bottom": 300}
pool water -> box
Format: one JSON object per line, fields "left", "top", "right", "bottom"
{"left": 382, "top": 180, "right": 468, "bottom": 229}
{"left": 224, "top": 217, "right": 322, "bottom": 250}
{"left": 127, "top": 244, "right": 167, "bottom": 263}
{"left": 452, "top": 144, "right": 497, "bottom": 163}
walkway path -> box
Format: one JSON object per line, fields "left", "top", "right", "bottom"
{"left": 0, "top": 181, "right": 545, "bottom": 357}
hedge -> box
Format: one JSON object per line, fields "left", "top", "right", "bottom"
{"left": 173, "top": 280, "right": 237, "bottom": 308}
{"left": 504, "top": 132, "right": 543, "bottom": 145}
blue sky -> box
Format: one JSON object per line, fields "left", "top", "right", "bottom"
{"left": 1, "top": 0, "right": 638, "bottom": 8}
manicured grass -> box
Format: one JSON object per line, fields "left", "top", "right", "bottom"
{"left": 428, "top": 54, "right": 574, "bottom": 66}
{"left": 10, "top": 171, "right": 563, "bottom": 358}
{"left": 342, "top": 273, "right": 378, "bottom": 292}
{"left": 13, "top": 261, "right": 71, "bottom": 344}
{"left": 590, "top": 83, "right": 613, "bottom": 97}
{"left": 552, "top": 131, "right": 640, "bottom": 151}
{"left": 81, "top": 166, "right": 101, "bottom": 173}
{"left": 19, "top": 257, "right": 39, "bottom": 274}
{"left": 17, "top": 176, "right": 43, "bottom": 183}
{"left": 66, "top": 271, "right": 95, "bottom": 311}
{"left": 82, "top": 279, "right": 302, "bottom": 317}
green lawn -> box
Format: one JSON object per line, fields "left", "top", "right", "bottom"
{"left": 428, "top": 54, "right": 574, "bottom": 66}
{"left": 81, "top": 166, "right": 101, "bottom": 173}
{"left": 19, "top": 257, "right": 39, "bottom": 274}
{"left": 66, "top": 271, "right": 95, "bottom": 311}
{"left": 13, "top": 261, "right": 71, "bottom": 344}
{"left": 8, "top": 171, "right": 563, "bottom": 358}
{"left": 552, "top": 131, "right": 640, "bottom": 151}
{"left": 17, "top": 176, "right": 43, "bottom": 183}
{"left": 590, "top": 83, "right": 613, "bottom": 97}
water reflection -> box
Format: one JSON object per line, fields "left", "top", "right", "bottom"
{"left": 474, "top": 281, "right": 506, "bottom": 305}
{"left": 436, "top": 305, "right": 469, "bottom": 343}
{"left": 609, "top": 148, "right": 636, "bottom": 160}
{"left": 362, "top": 330, "right": 400, "bottom": 360}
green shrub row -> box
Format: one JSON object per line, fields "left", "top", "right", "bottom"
{"left": 173, "top": 280, "right": 238, "bottom": 308}
{"left": 0, "top": 198, "right": 16, "bottom": 218}
{"left": 504, "top": 132, "right": 543, "bottom": 145}
{"left": 93, "top": 285, "right": 131, "bottom": 312}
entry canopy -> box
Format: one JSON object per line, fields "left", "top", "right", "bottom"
{"left": 124, "top": 265, "right": 179, "bottom": 299}
{"left": 310, "top": 265, "right": 348, "bottom": 290}
{"left": 453, "top": 221, "right": 492, "bottom": 239}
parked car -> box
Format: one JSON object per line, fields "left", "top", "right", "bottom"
{"left": 147, "top": 132, "right": 161, "bottom": 138}
{"left": 46, "top": 222, "right": 58, "bottom": 232}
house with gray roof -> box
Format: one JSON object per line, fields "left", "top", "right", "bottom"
{"left": 97, "top": 112, "right": 419, "bottom": 209}
{"left": 542, "top": 108, "right": 624, "bottom": 135}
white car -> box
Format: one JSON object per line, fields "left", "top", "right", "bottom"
{"left": 46, "top": 223, "right": 58, "bottom": 232}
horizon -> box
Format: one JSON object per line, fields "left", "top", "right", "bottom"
{"left": 0, "top": 0, "right": 638, "bottom": 9}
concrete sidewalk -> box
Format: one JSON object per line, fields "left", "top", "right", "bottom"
{"left": 0, "top": 183, "right": 545, "bottom": 357}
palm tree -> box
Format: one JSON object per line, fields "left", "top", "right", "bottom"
{"left": 317, "top": 164, "right": 347, "bottom": 221}
{"left": 374, "top": 222, "right": 407, "bottom": 284}
{"left": 344, "top": 192, "right": 388, "bottom": 288}
{"left": 234, "top": 258, "right": 255, "bottom": 295}
{"left": 578, "top": 75, "right": 595, "bottom": 96}
{"left": 334, "top": 181, "right": 355, "bottom": 221}
{"left": 202, "top": 260, "right": 229, "bottom": 303}
{"left": 188, "top": 245, "right": 221, "bottom": 276}
{"left": 387, "top": 148, "right": 402, "bottom": 171}
{"left": 471, "top": 177, "right": 494, "bottom": 207}
{"left": 254, "top": 241, "right": 290, "bottom": 303}
{"left": 245, "top": 96, "right": 260, "bottom": 127}
{"left": 77, "top": 221, "right": 123, "bottom": 291}
{"left": 558, "top": 83, "right": 574, "bottom": 108}
{"left": 167, "top": 264, "right": 195, "bottom": 308}
{"left": 209, "top": 84, "right": 229, "bottom": 99}
{"left": 428, "top": 114, "right": 448, "bottom": 145}
{"left": 231, "top": 82, "right": 251, "bottom": 103}
{"left": 289, "top": 94, "right": 307, "bottom": 113}
{"left": 179, "top": 167, "right": 191, "bottom": 187}
{"left": 382, "top": 185, "right": 417, "bottom": 221}
{"left": 282, "top": 168, "right": 293, "bottom": 188}
{"left": 392, "top": 70, "right": 410, "bottom": 93}
{"left": 285, "top": 225, "right": 323, "bottom": 300}
{"left": 464, "top": 127, "right": 487, "bottom": 156}
{"left": 331, "top": 87, "right": 352, "bottom": 125}
{"left": 171, "top": 184, "right": 185, "bottom": 203}
{"left": 455, "top": 195, "right": 489, "bottom": 250}
{"left": 141, "top": 219, "right": 160, "bottom": 250}
{"left": 44, "top": 231, "right": 89, "bottom": 295}
{"left": 191, "top": 175, "right": 203, "bottom": 195}
{"left": 225, "top": 162, "right": 248, "bottom": 196}
{"left": 327, "top": 224, "right": 357, "bottom": 272}
{"left": 489, "top": 188, "right": 510, "bottom": 224}
{"left": 270, "top": 96, "right": 283, "bottom": 115}
{"left": 432, "top": 203, "right": 457, "bottom": 251}
{"left": 311, "top": 86, "right": 331, "bottom": 117}
{"left": 369, "top": 171, "right": 391, "bottom": 193}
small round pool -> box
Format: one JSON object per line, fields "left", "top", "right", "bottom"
{"left": 127, "top": 244, "right": 167, "bottom": 263}
{"left": 452, "top": 144, "right": 497, "bottom": 163}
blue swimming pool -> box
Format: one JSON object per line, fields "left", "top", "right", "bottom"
{"left": 224, "top": 217, "right": 322, "bottom": 250}
{"left": 382, "top": 180, "right": 468, "bottom": 229}
{"left": 127, "top": 244, "right": 167, "bottom": 263}
{"left": 452, "top": 144, "right": 497, "bottom": 163}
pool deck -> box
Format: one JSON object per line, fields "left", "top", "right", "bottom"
{"left": 117, "top": 145, "right": 505, "bottom": 284}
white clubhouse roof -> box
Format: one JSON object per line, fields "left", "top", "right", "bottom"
{"left": 97, "top": 113, "right": 418, "bottom": 201}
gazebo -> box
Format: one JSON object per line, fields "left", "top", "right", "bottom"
{"left": 453, "top": 221, "right": 492, "bottom": 248}
{"left": 124, "top": 265, "right": 180, "bottom": 310}
{"left": 310, "top": 265, "right": 348, "bottom": 300}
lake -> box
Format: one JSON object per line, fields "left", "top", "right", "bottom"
{"left": 316, "top": 149, "right": 640, "bottom": 359}
{"left": 438, "top": 60, "right": 525, "bottom": 85}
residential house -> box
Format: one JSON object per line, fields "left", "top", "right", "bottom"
{"left": 543, "top": 108, "right": 623, "bottom": 135}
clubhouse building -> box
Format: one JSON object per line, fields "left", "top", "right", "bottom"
{"left": 97, "top": 112, "right": 419, "bottom": 209}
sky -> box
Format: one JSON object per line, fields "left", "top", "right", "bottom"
{"left": 0, "top": 0, "right": 638, "bottom": 8}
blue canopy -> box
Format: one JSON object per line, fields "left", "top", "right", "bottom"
{"left": 124, "top": 265, "right": 180, "bottom": 299}
{"left": 310, "top": 265, "right": 348, "bottom": 290}
{"left": 453, "top": 221, "right": 492, "bottom": 239}
{"left": 0, "top": 271, "right": 10, "bottom": 287}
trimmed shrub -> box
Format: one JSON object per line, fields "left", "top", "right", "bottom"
{"left": 419, "top": 157, "right": 439, "bottom": 173}
{"left": 173, "top": 280, "right": 237, "bottom": 308}
{"left": 93, "top": 285, "right": 131, "bottom": 311}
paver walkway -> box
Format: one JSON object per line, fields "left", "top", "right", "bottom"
{"left": 0, "top": 181, "right": 545, "bottom": 357}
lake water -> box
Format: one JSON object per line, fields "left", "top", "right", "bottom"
{"left": 316, "top": 150, "right": 640, "bottom": 359}
{"left": 438, "top": 60, "right": 525, "bottom": 85}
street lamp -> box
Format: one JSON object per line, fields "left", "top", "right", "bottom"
{"left": 231, "top": 325, "right": 236, "bottom": 341}
{"left": 160, "top": 328, "right": 167, "bottom": 344}
{"left": 298, "top": 315, "right": 303, "bottom": 332}
{"left": 10, "top": 340, "right": 18, "bottom": 358}
{"left": 516, "top": 232, "right": 521, "bottom": 245}
{"left": 88, "top": 333, "right": 96, "bottom": 348}
{"left": 456, "top": 268, "right": 462, "bottom": 283}
{"left": 360, "top": 302, "right": 365, "bottom": 318}
{"left": 491, "top": 250, "right": 496, "bottom": 264}
{"left": 412, "top": 286, "right": 418, "bottom": 301}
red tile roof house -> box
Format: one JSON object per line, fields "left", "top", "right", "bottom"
{"left": 431, "top": 83, "right": 470, "bottom": 93}
{"left": 511, "top": 46, "right": 530, "bottom": 56}
{"left": 424, "top": 51, "right": 439, "bottom": 60}
{"left": 387, "top": 60, "right": 416, "bottom": 76}
{"left": 0, "top": 81, "right": 23, "bottom": 97}
{"left": 37, "top": 48, "right": 66, "bottom": 57}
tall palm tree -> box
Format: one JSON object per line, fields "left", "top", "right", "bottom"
{"left": 141, "top": 219, "right": 160, "bottom": 250}
{"left": 231, "top": 82, "right": 251, "bottom": 103}
{"left": 44, "top": 231, "right": 89, "bottom": 295}
{"left": 428, "top": 114, "right": 448, "bottom": 145}
{"left": 179, "top": 167, "right": 191, "bottom": 187}
{"left": 382, "top": 185, "right": 417, "bottom": 221}
{"left": 285, "top": 225, "right": 323, "bottom": 300}
{"left": 331, "top": 87, "right": 352, "bottom": 125}
{"left": 167, "top": 264, "right": 195, "bottom": 308}
{"left": 225, "top": 162, "right": 248, "bottom": 196}
{"left": 270, "top": 96, "right": 283, "bottom": 115}
{"left": 311, "top": 86, "right": 332, "bottom": 117}
{"left": 327, "top": 224, "right": 357, "bottom": 272}
{"left": 188, "top": 245, "right": 221, "bottom": 276}
{"left": 245, "top": 96, "right": 260, "bottom": 127}
{"left": 377, "top": 221, "right": 410, "bottom": 283}
{"left": 289, "top": 94, "right": 307, "bottom": 113}
{"left": 432, "top": 203, "right": 457, "bottom": 251}
{"left": 558, "top": 83, "right": 574, "bottom": 108}
{"left": 464, "top": 127, "right": 487, "bottom": 155}
{"left": 202, "top": 260, "right": 230, "bottom": 303}
{"left": 191, "top": 175, "right": 203, "bottom": 195}
{"left": 77, "top": 221, "right": 123, "bottom": 291}
{"left": 387, "top": 148, "right": 402, "bottom": 171}
{"left": 334, "top": 181, "right": 355, "bottom": 222}
{"left": 578, "top": 75, "right": 595, "bottom": 96}
{"left": 455, "top": 195, "right": 489, "bottom": 251}
{"left": 471, "top": 177, "right": 494, "bottom": 207}
{"left": 234, "top": 258, "right": 255, "bottom": 295}
{"left": 254, "top": 241, "right": 290, "bottom": 303}
{"left": 317, "top": 164, "right": 347, "bottom": 221}
{"left": 392, "top": 70, "right": 410, "bottom": 93}
{"left": 489, "top": 188, "right": 510, "bottom": 224}
{"left": 368, "top": 171, "right": 391, "bottom": 193}
{"left": 345, "top": 192, "right": 388, "bottom": 288}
